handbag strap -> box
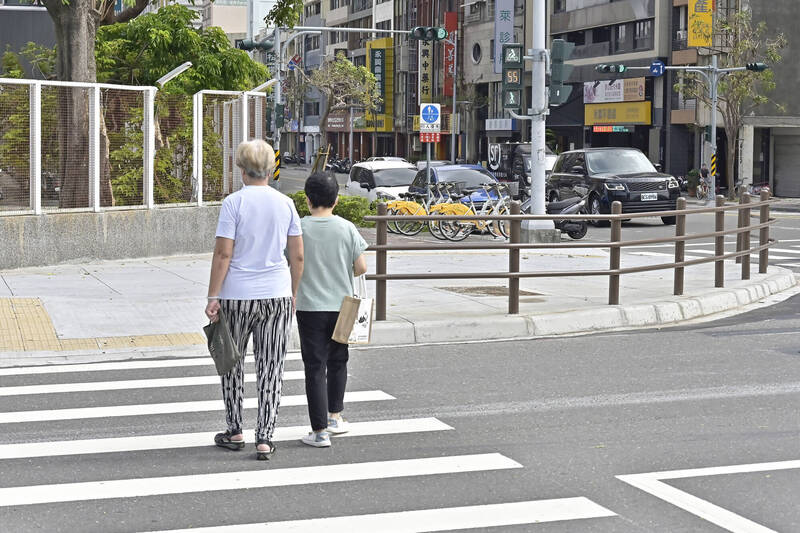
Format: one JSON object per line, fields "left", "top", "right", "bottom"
{"left": 354, "top": 274, "right": 368, "bottom": 299}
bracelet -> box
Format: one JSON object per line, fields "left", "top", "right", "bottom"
{"left": 207, "top": 296, "right": 219, "bottom": 301}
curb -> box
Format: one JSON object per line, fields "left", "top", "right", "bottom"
{"left": 1, "top": 270, "right": 796, "bottom": 366}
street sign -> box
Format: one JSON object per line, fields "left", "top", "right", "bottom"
{"left": 420, "top": 103, "right": 441, "bottom": 133}
{"left": 650, "top": 60, "right": 665, "bottom": 77}
{"left": 420, "top": 132, "right": 441, "bottom": 143}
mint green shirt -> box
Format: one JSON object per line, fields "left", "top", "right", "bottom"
{"left": 296, "top": 215, "right": 368, "bottom": 312}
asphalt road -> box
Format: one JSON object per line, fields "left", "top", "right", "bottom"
{"left": 1, "top": 288, "right": 798, "bottom": 531}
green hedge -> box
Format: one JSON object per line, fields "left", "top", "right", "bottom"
{"left": 287, "top": 191, "right": 376, "bottom": 227}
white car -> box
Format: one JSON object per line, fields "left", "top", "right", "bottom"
{"left": 365, "top": 156, "right": 409, "bottom": 163}
{"left": 345, "top": 161, "right": 418, "bottom": 202}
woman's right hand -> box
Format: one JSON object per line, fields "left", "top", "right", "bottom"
{"left": 205, "top": 299, "right": 220, "bottom": 322}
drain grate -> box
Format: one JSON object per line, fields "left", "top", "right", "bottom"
{"left": 436, "top": 286, "right": 542, "bottom": 297}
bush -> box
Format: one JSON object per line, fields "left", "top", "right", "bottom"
{"left": 287, "top": 191, "right": 376, "bottom": 227}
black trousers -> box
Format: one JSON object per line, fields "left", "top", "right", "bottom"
{"left": 296, "top": 311, "right": 349, "bottom": 431}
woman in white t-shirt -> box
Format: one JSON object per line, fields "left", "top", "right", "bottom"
{"left": 205, "top": 140, "right": 304, "bottom": 461}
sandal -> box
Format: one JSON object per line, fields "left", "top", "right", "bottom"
{"left": 214, "top": 430, "right": 245, "bottom": 451}
{"left": 255, "top": 439, "right": 276, "bottom": 461}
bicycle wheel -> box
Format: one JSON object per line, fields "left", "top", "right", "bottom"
{"left": 427, "top": 204, "right": 449, "bottom": 240}
{"left": 695, "top": 185, "right": 705, "bottom": 200}
{"left": 441, "top": 220, "right": 473, "bottom": 241}
{"left": 394, "top": 205, "right": 426, "bottom": 236}
{"left": 386, "top": 207, "right": 399, "bottom": 234}
{"left": 489, "top": 204, "right": 510, "bottom": 239}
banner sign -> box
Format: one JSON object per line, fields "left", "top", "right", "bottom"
{"left": 370, "top": 48, "right": 386, "bottom": 114}
{"left": 583, "top": 78, "right": 645, "bottom": 104}
{"left": 418, "top": 40, "right": 433, "bottom": 104}
{"left": 585, "top": 101, "right": 652, "bottom": 126}
{"left": 494, "top": 0, "right": 514, "bottom": 74}
{"left": 443, "top": 11, "right": 457, "bottom": 97}
{"left": 688, "top": 0, "right": 713, "bottom": 48}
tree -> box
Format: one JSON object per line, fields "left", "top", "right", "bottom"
{"left": 300, "top": 53, "right": 380, "bottom": 166}
{"left": 679, "top": 8, "right": 786, "bottom": 197}
{"left": 265, "top": 0, "right": 303, "bottom": 28}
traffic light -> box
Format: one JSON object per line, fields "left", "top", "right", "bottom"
{"left": 745, "top": 62, "right": 768, "bottom": 72}
{"left": 236, "top": 38, "right": 275, "bottom": 51}
{"left": 275, "top": 104, "right": 285, "bottom": 129}
{"left": 410, "top": 26, "right": 448, "bottom": 41}
{"left": 549, "top": 39, "right": 575, "bottom": 106}
{"left": 501, "top": 43, "right": 524, "bottom": 110}
{"left": 595, "top": 63, "right": 627, "bottom": 73}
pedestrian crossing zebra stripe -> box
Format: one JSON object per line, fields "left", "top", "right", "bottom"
{"left": 0, "top": 418, "right": 453, "bottom": 460}
{"left": 0, "top": 390, "right": 394, "bottom": 424}
{"left": 0, "top": 371, "right": 308, "bottom": 397}
{"left": 0, "top": 453, "right": 522, "bottom": 507}
{"left": 0, "top": 353, "right": 302, "bottom": 377}
{"left": 153, "top": 498, "right": 617, "bottom": 532}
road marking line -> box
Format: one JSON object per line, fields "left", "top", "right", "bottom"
{"left": 0, "top": 453, "right": 522, "bottom": 507}
{"left": 765, "top": 247, "right": 800, "bottom": 255}
{"left": 0, "top": 390, "right": 394, "bottom": 424}
{"left": 775, "top": 263, "right": 800, "bottom": 269}
{"left": 0, "top": 418, "right": 453, "bottom": 460}
{"left": 686, "top": 249, "right": 796, "bottom": 260}
{"left": 0, "top": 372, "right": 307, "bottom": 396}
{"left": 0, "top": 354, "right": 301, "bottom": 376}
{"left": 617, "top": 460, "right": 800, "bottom": 533}
{"left": 152, "top": 497, "right": 617, "bottom": 532}
{"left": 629, "top": 252, "right": 703, "bottom": 258}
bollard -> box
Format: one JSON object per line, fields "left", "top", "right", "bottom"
{"left": 735, "top": 194, "right": 745, "bottom": 264}
{"left": 508, "top": 201, "right": 520, "bottom": 314}
{"left": 741, "top": 193, "right": 751, "bottom": 280}
{"left": 608, "top": 201, "right": 622, "bottom": 305}
{"left": 376, "top": 202, "right": 388, "bottom": 321}
{"left": 759, "top": 189, "right": 770, "bottom": 274}
{"left": 673, "top": 197, "right": 686, "bottom": 296}
{"left": 715, "top": 196, "right": 725, "bottom": 288}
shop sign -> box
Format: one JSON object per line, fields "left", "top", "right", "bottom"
{"left": 584, "top": 78, "right": 645, "bottom": 103}
{"left": 585, "top": 101, "right": 652, "bottom": 126}
{"left": 419, "top": 40, "right": 433, "bottom": 104}
{"left": 493, "top": 0, "right": 514, "bottom": 74}
{"left": 688, "top": 0, "right": 714, "bottom": 48}
{"left": 325, "top": 110, "right": 349, "bottom": 132}
{"left": 593, "top": 125, "right": 632, "bottom": 133}
{"left": 444, "top": 11, "right": 457, "bottom": 96}
{"left": 370, "top": 48, "right": 386, "bottom": 114}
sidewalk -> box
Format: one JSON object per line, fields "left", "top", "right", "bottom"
{"left": 683, "top": 194, "right": 800, "bottom": 212}
{"left": 0, "top": 237, "right": 796, "bottom": 364}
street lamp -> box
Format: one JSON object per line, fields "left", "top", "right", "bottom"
{"left": 251, "top": 79, "right": 278, "bottom": 92}
{"left": 155, "top": 62, "right": 193, "bottom": 88}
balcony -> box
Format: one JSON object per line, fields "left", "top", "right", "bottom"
{"left": 672, "top": 30, "right": 688, "bottom": 51}
{"left": 570, "top": 41, "right": 611, "bottom": 60}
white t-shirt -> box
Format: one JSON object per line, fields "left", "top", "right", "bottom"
{"left": 215, "top": 185, "right": 302, "bottom": 300}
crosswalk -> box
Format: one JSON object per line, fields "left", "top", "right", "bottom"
{"left": 624, "top": 238, "right": 800, "bottom": 271}
{"left": 0, "top": 353, "right": 618, "bottom": 531}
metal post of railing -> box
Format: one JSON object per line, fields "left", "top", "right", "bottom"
{"left": 375, "top": 202, "right": 388, "bottom": 321}
{"left": 735, "top": 194, "right": 745, "bottom": 264}
{"left": 143, "top": 87, "right": 156, "bottom": 209}
{"left": 29, "top": 81, "right": 42, "bottom": 215}
{"left": 715, "top": 195, "right": 725, "bottom": 287}
{"left": 608, "top": 201, "right": 622, "bottom": 305}
{"left": 741, "top": 192, "right": 751, "bottom": 280}
{"left": 759, "top": 189, "right": 770, "bottom": 274}
{"left": 508, "top": 201, "right": 521, "bottom": 314}
{"left": 89, "top": 85, "right": 101, "bottom": 212}
{"left": 674, "top": 197, "right": 686, "bottom": 296}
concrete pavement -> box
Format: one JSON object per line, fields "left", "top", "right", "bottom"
{"left": 0, "top": 230, "right": 796, "bottom": 364}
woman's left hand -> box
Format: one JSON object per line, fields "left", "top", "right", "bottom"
{"left": 205, "top": 299, "right": 220, "bottom": 322}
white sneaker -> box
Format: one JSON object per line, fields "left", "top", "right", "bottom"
{"left": 327, "top": 417, "right": 350, "bottom": 434}
{"left": 301, "top": 431, "right": 331, "bottom": 447}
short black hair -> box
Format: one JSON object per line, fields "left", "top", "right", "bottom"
{"left": 304, "top": 172, "right": 339, "bottom": 208}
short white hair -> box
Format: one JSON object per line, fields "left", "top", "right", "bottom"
{"left": 236, "top": 140, "right": 275, "bottom": 180}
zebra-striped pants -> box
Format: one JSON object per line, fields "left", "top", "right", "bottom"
{"left": 219, "top": 297, "right": 293, "bottom": 442}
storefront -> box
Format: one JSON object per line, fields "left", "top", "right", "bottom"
{"left": 583, "top": 78, "right": 654, "bottom": 158}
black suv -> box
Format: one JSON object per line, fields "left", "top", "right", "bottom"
{"left": 547, "top": 148, "right": 680, "bottom": 225}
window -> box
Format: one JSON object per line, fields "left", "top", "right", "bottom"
{"left": 471, "top": 43, "right": 482, "bottom": 64}
{"left": 490, "top": 39, "right": 495, "bottom": 60}
{"left": 376, "top": 20, "right": 391, "bottom": 31}
{"left": 592, "top": 26, "right": 611, "bottom": 44}
{"left": 634, "top": 19, "right": 653, "bottom": 50}
{"left": 330, "top": 0, "right": 348, "bottom": 9}
{"left": 352, "top": 0, "right": 372, "bottom": 12}
{"left": 353, "top": 55, "right": 366, "bottom": 67}
{"left": 554, "top": 0, "right": 566, "bottom": 13}
{"left": 303, "top": 1, "right": 320, "bottom": 18}
{"left": 614, "top": 24, "right": 627, "bottom": 52}
{"left": 373, "top": 168, "right": 417, "bottom": 187}
{"left": 566, "top": 30, "right": 585, "bottom": 46}
{"left": 303, "top": 102, "right": 321, "bottom": 116}
{"left": 305, "top": 35, "right": 320, "bottom": 51}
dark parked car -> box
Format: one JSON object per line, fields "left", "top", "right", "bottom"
{"left": 547, "top": 148, "right": 680, "bottom": 225}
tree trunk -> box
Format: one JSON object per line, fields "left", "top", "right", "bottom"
{"left": 312, "top": 101, "right": 333, "bottom": 174}
{"left": 725, "top": 122, "right": 738, "bottom": 200}
{"left": 46, "top": 0, "right": 114, "bottom": 208}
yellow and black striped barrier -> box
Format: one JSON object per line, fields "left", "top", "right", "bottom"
{"left": 710, "top": 153, "right": 717, "bottom": 178}
{"left": 274, "top": 150, "right": 281, "bottom": 181}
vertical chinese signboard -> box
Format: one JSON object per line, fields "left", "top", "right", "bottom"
{"left": 418, "top": 40, "right": 433, "bottom": 105}
{"left": 494, "top": 0, "right": 514, "bottom": 74}
{"left": 370, "top": 47, "right": 386, "bottom": 114}
{"left": 443, "top": 11, "right": 457, "bottom": 97}
{"left": 688, "top": 0, "right": 713, "bottom": 48}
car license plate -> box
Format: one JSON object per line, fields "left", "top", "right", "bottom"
{"left": 641, "top": 193, "right": 658, "bottom": 201}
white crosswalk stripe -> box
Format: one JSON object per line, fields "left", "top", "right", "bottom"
{"left": 154, "top": 498, "right": 617, "bottom": 532}
{"left": 0, "top": 356, "right": 618, "bottom": 531}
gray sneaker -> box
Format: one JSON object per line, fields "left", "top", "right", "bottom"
{"left": 301, "top": 431, "right": 331, "bottom": 447}
{"left": 327, "top": 417, "right": 350, "bottom": 434}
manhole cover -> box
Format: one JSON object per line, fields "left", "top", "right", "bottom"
{"left": 436, "top": 286, "right": 542, "bottom": 297}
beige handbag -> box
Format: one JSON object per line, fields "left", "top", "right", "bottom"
{"left": 331, "top": 275, "right": 373, "bottom": 345}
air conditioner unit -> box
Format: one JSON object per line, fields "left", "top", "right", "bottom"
{"left": 676, "top": 30, "right": 688, "bottom": 41}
